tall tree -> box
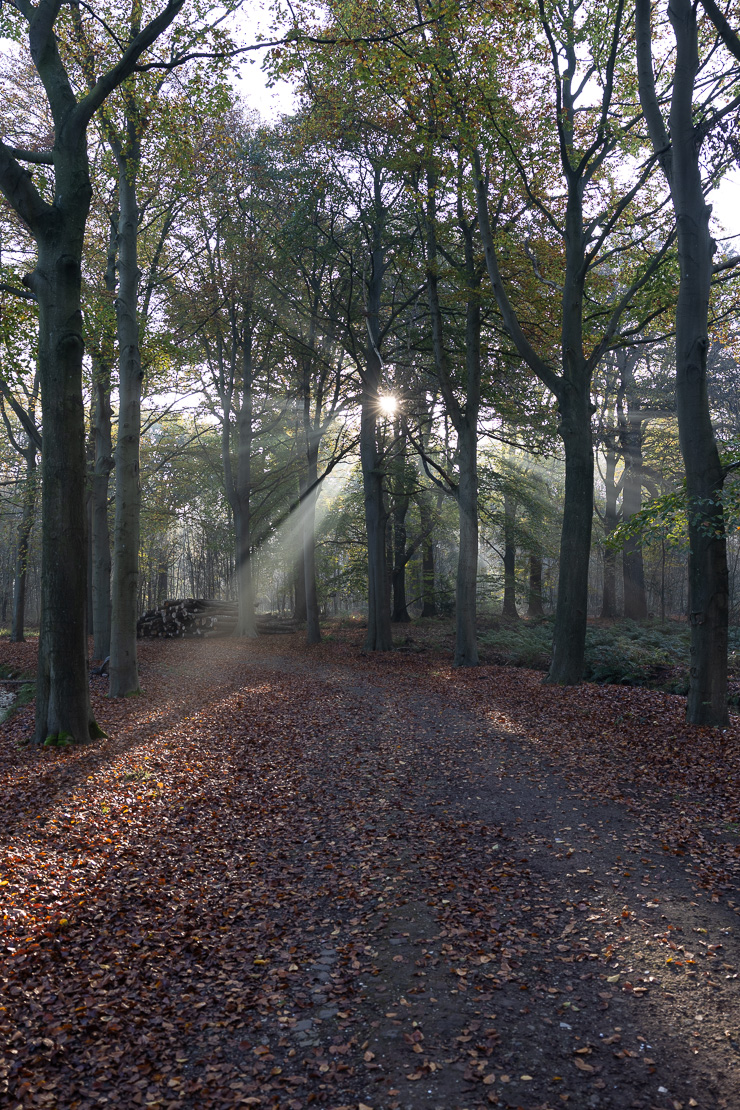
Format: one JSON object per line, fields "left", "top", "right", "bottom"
{"left": 69, "top": 3, "right": 234, "bottom": 694}
{"left": 0, "top": 0, "right": 188, "bottom": 742}
{"left": 473, "top": 0, "right": 675, "bottom": 682}
{"left": 83, "top": 202, "right": 117, "bottom": 661}
{"left": 636, "top": 0, "right": 740, "bottom": 723}
{"left": 422, "top": 157, "right": 485, "bottom": 665}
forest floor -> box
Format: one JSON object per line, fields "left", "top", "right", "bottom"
{"left": 1, "top": 622, "right": 740, "bottom": 1110}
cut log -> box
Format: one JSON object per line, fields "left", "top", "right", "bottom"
{"left": 136, "top": 600, "right": 303, "bottom": 639}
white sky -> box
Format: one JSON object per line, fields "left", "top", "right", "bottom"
{"left": 231, "top": 3, "right": 298, "bottom": 119}
{"left": 230, "top": 4, "right": 740, "bottom": 243}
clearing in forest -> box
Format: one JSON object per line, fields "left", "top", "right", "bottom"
{"left": 1, "top": 628, "right": 739, "bottom": 1110}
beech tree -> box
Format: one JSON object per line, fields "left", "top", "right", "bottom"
{"left": 636, "top": 0, "right": 740, "bottom": 724}
{"left": 473, "top": 0, "right": 678, "bottom": 683}
{"left": 266, "top": 146, "right": 357, "bottom": 645}
{"left": 0, "top": 0, "right": 188, "bottom": 743}
{"left": 0, "top": 297, "right": 40, "bottom": 642}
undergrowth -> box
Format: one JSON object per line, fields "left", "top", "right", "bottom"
{"left": 0, "top": 664, "right": 36, "bottom": 722}
{"left": 478, "top": 618, "right": 707, "bottom": 693}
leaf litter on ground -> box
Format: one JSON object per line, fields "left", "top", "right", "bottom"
{"left": 0, "top": 625, "right": 739, "bottom": 1110}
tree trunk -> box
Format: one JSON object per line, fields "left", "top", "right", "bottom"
{"left": 621, "top": 402, "right": 648, "bottom": 619}
{"left": 601, "top": 440, "right": 619, "bottom": 619}
{"left": 91, "top": 361, "right": 113, "bottom": 659}
{"left": 31, "top": 233, "right": 99, "bottom": 743}
{"left": 391, "top": 492, "right": 411, "bottom": 623}
{"left": 294, "top": 545, "right": 307, "bottom": 623}
{"left": 527, "top": 552, "right": 544, "bottom": 617}
{"left": 674, "top": 200, "right": 728, "bottom": 719}
{"left": 361, "top": 399, "right": 392, "bottom": 649}
{"left": 425, "top": 171, "right": 482, "bottom": 665}
{"left": 303, "top": 447, "right": 322, "bottom": 645}
{"left": 546, "top": 388, "right": 594, "bottom": 684}
{"left": 90, "top": 219, "right": 117, "bottom": 661}
{"left": 155, "top": 555, "right": 168, "bottom": 604}
{"left": 294, "top": 471, "right": 308, "bottom": 624}
{"left": 234, "top": 344, "right": 257, "bottom": 638}
{"left": 501, "top": 490, "right": 518, "bottom": 621}
{"left": 361, "top": 221, "right": 392, "bottom": 652}
{"left": 11, "top": 444, "right": 37, "bottom": 643}
{"left": 637, "top": 0, "right": 728, "bottom": 724}
{"left": 420, "top": 492, "right": 437, "bottom": 618}
{"left": 455, "top": 422, "right": 479, "bottom": 665}
{"left": 110, "top": 153, "right": 142, "bottom": 696}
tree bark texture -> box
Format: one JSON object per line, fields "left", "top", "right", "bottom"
{"left": 11, "top": 443, "right": 38, "bottom": 643}
{"left": 361, "top": 220, "right": 392, "bottom": 652}
{"left": 426, "top": 171, "right": 481, "bottom": 666}
{"left": 420, "top": 492, "right": 437, "bottom": 618}
{"left": 600, "top": 440, "right": 619, "bottom": 619}
{"left": 391, "top": 491, "right": 411, "bottom": 623}
{"left": 455, "top": 422, "right": 479, "bottom": 665}
{"left": 110, "top": 155, "right": 142, "bottom": 696}
{"left": 89, "top": 222, "right": 117, "bottom": 661}
{"left": 0, "top": 0, "right": 185, "bottom": 742}
{"left": 502, "top": 491, "right": 519, "bottom": 621}
{"left": 620, "top": 368, "right": 648, "bottom": 619}
{"left": 234, "top": 346, "right": 258, "bottom": 639}
{"left": 527, "top": 553, "right": 544, "bottom": 618}
{"left": 637, "top": 0, "right": 729, "bottom": 724}
{"left": 31, "top": 231, "right": 98, "bottom": 743}
{"left": 546, "top": 388, "right": 594, "bottom": 684}
{"left": 301, "top": 357, "right": 322, "bottom": 645}
{"left": 361, "top": 396, "right": 392, "bottom": 650}
{"left": 91, "top": 361, "right": 114, "bottom": 660}
{"left": 294, "top": 544, "right": 307, "bottom": 623}
{"left": 302, "top": 448, "right": 322, "bottom": 645}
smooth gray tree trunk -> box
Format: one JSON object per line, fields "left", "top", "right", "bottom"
{"left": 547, "top": 388, "right": 594, "bottom": 683}
{"left": 455, "top": 423, "right": 479, "bottom": 665}
{"left": 502, "top": 491, "right": 518, "bottom": 621}
{"left": 31, "top": 230, "right": 99, "bottom": 743}
{"left": 0, "top": 0, "right": 184, "bottom": 742}
{"left": 11, "top": 443, "right": 37, "bottom": 643}
{"left": 89, "top": 222, "right": 117, "bottom": 661}
{"left": 294, "top": 545, "right": 307, "bottom": 623}
{"left": 474, "top": 0, "right": 664, "bottom": 685}
{"left": 391, "top": 490, "right": 411, "bottom": 623}
{"left": 91, "top": 358, "right": 113, "bottom": 660}
{"left": 420, "top": 498, "right": 437, "bottom": 618}
{"left": 301, "top": 362, "right": 322, "bottom": 644}
{"left": 361, "top": 220, "right": 392, "bottom": 652}
{"left": 600, "top": 440, "right": 619, "bottom": 619}
{"left": 110, "top": 150, "right": 143, "bottom": 696}
{"left": 361, "top": 391, "right": 392, "bottom": 650}
{"left": 302, "top": 450, "right": 322, "bottom": 645}
{"left": 527, "top": 553, "right": 544, "bottom": 618}
{"left": 620, "top": 394, "right": 648, "bottom": 620}
{"left": 637, "top": 0, "right": 729, "bottom": 724}
{"left": 425, "top": 168, "right": 481, "bottom": 665}
{"left": 233, "top": 344, "right": 257, "bottom": 638}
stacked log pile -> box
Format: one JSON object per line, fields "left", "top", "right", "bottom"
{"left": 137, "top": 599, "right": 302, "bottom": 638}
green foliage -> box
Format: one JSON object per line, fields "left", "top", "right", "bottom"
{"left": 478, "top": 619, "right": 716, "bottom": 693}
{"left": 479, "top": 620, "right": 553, "bottom": 669}
{"left": 583, "top": 621, "right": 687, "bottom": 690}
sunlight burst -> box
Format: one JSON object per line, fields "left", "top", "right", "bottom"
{"left": 377, "top": 394, "right": 398, "bottom": 417}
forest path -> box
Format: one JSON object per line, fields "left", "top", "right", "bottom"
{"left": 1, "top": 633, "right": 739, "bottom": 1110}
{"left": 244, "top": 642, "right": 740, "bottom": 1110}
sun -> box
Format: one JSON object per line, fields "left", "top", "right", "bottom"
{"left": 377, "top": 394, "right": 398, "bottom": 417}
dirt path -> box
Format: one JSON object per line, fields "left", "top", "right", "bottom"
{"left": 1, "top": 636, "right": 739, "bottom": 1110}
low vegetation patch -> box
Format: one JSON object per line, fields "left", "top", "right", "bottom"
{"left": 477, "top": 617, "right": 740, "bottom": 697}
